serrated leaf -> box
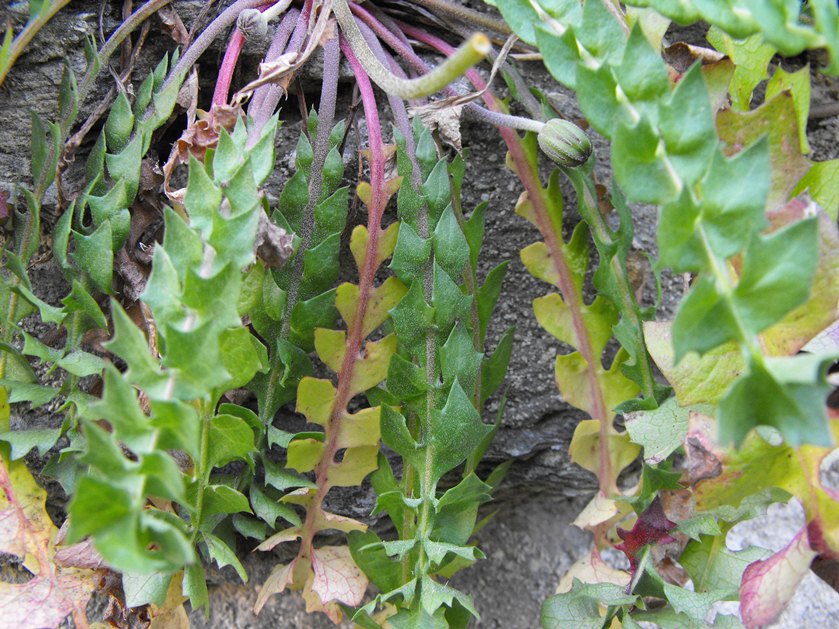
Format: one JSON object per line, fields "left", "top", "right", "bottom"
{"left": 203, "top": 532, "right": 247, "bottom": 583}
{"left": 732, "top": 218, "right": 818, "bottom": 335}
{"left": 250, "top": 484, "right": 301, "bottom": 528}
{"left": 201, "top": 485, "right": 252, "bottom": 517}
{"left": 72, "top": 222, "right": 113, "bottom": 294}
{"left": 207, "top": 415, "right": 255, "bottom": 469}
{"left": 613, "top": 116, "right": 679, "bottom": 205}
{"left": 626, "top": 397, "right": 713, "bottom": 464}
{"left": 717, "top": 92, "right": 810, "bottom": 210}
{"left": 672, "top": 276, "right": 740, "bottom": 362}
{"left": 541, "top": 579, "right": 636, "bottom": 629}
{"left": 680, "top": 535, "right": 770, "bottom": 594}
{"left": 440, "top": 322, "right": 482, "bottom": 394}
{"left": 707, "top": 28, "right": 774, "bottom": 110}
{"left": 718, "top": 354, "right": 832, "bottom": 447}
{"left": 433, "top": 205, "right": 469, "bottom": 279}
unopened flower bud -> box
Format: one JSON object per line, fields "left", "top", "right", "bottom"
{"left": 237, "top": 9, "right": 268, "bottom": 42}
{"left": 537, "top": 119, "right": 592, "bottom": 168}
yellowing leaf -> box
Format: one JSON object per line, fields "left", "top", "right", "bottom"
{"left": 314, "top": 328, "right": 346, "bottom": 374}
{"left": 572, "top": 493, "right": 623, "bottom": 532}
{"left": 765, "top": 65, "right": 811, "bottom": 154}
{"left": 645, "top": 321, "right": 745, "bottom": 405}
{"left": 514, "top": 190, "right": 537, "bottom": 225}
{"left": 255, "top": 527, "right": 301, "bottom": 553}
{"left": 327, "top": 445, "right": 379, "bottom": 487}
{"left": 535, "top": 293, "right": 617, "bottom": 357}
{"left": 792, "top": 161, "right": 839, "bottom": 220}
{"left": 521, "top": 242, "right": 560, "bottom": 287}
{"left": 336, "top": 277, "right": 407, "bottom": 338}
{"left": 287, "top": 438, "right": 326, "bottom": 473}
{"left": 717, "top": 91, "right": 810, "bottom": 210}
{"left": 762, "top": 208, "right": 839, "bottom": 356}
{"left": 694, "top": 423, "right": 839, "bottom": 554}
{"left": 556, "top": 549, "right": 630, "bottom": 594}
{"left": 0, "top": 453, "right": 98, "bottom": 628}
{"left": 569, "top": 420, "right": 641, "bottom": 491}
{"left": 297, "top": 378, "right": 336, "bottom": 427}
{"left": 350, "top": 222, "right": 400, "bottom": 273}
{"left": 349, "top": 334, "right": 398, "bottom": 395}
{"left": 555, "top": 350, "right": 639, "bottom": 418}
{"left": 254, "top": 561, "right": 295, "bottom": 614}
{"left": 147, "top": 571, "right": 189, "bottom": 629}
{"left": 336, "top": 407, "right": 380, "bottom": 448}
{"left": 314, "top": 509, "right": 368, "bottom": 534}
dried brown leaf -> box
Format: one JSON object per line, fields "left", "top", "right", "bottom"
{"left": 158, "top": 6, "right": 190, "bottom": 47}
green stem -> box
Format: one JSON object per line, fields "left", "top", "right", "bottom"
{"left": 0, "top": 201, "right": 41, "bottom": 381}
{"left": 333, "top": 0, "right": 490, "bottom": 99}
{"left": 400, "top": 414, "right": 418, "bottom": 583}
{"left": 190, "top": 402, "right": 212, "bottom": 543}
{"left": 564, "top": 168, "right": 658, "bottom": 401}
{"left": 66, "top": 0, "right": 175, "bottom": 136}
{"left": 410, "top": 0, "right": 512, "bottom": 35}
{"left": 0, "top": 0, "right": 73, "bottom": 87}
{"left": 450, "top": 181, "right": 483, "bottom": 405}
{"left": 697, "top": 224, "right": 764, "bottom": 363}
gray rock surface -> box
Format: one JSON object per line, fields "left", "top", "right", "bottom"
{"left": 1, "top": 1, "right": 838, "bottom": 627}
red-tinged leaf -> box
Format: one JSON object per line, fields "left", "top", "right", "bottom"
{"left": 693, "top": 421, "right": 839, "bottom": 556}
{"left": 615, "top": 496, "right": 677, "bottom": 572}
{"left": 717, "top": 91, "right": 810, "bottom": 211}
{"left": 0, "top": 577, "right": 90, "bottom": 628}
{"left": 762, "top": 202, "right": 839, "bottom": 356}
{"left": 0, "top": 454, "right": 99, "bottom": 628}
{"left": 740, "top": 527, "right": 817, "bottom": 629}
{"left": 309, "top": 545, "right": 368, "bottom": 607}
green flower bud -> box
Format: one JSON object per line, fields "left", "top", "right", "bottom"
{"left": 237, "top": 9, "right": 268, "bottom": 42}
{"left": 537, "top": 119, "right": 592, "bottom": 168}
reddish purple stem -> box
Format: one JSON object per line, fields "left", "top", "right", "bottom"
{"left": 247, "top": 2, "right": 309, "bottom": 138}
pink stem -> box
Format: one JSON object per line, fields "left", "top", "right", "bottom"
{"left": 212, "top": 30, "right": 246, "bottom": 106}
{"left": 211, "top": 2, "right": 276, "bottom": 107}
{"left": 296, "top": 35, "right": 389, "bottom": 563}
{"left": 248, "top": 0, "right": 312, "bottom": 139}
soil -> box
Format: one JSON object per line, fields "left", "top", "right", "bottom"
{"left": 1, "top": 1, "right": 838, "bottom": 627}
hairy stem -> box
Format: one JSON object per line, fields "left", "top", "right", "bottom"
{"left": 410, "top": 0, "right": 512, "bottom": 35}
{"left": 355, "top": 12, "right": 542, "bottom": 133}
{"left": 75, "top": 0, "right": 174, "bottom": 120}
{"left": 247, "top": 2, "right": 309, "bottom": 142}
{"left": 278, "top": 31, "right": 340, "bottom": 338}
{"left": 0, "top": 0, "right": 73, "bottom": 87}
{"left": 333, "top": 0, "right": 490, "bottom": 99}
